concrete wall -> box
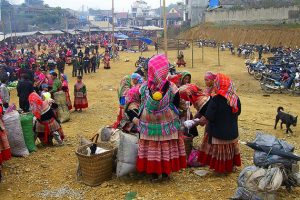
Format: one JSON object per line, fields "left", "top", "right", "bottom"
{"left": 187, "top": 0, "right": 208, "bottom": 26}
{"left": 205, "top": 6, "right": 300, "bottom": 24}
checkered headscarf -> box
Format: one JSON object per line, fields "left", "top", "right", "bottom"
{"left": 214, "top": 73, "right": 239, "bottom": 113}
{"left": 147, "top": 54, "right": 169, "bottom": 92}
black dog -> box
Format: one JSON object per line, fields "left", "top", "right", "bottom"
{"left": 274, "top": 107, "right": 298, "bottom": 134}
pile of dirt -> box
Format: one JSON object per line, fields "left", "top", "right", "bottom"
{"left": 179, "top": 24, "right": 300, "bottom": 47}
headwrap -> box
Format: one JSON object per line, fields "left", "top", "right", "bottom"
{"left": 204, "top": 71, "right": 217, "bottom": 81}
{"left": 179, "top": 84, "right": 210, "bottom": 111}
{"left": 147, "top": 54, "right": 169, "bottom": 92}
{"left": 49, "top": 70, "right": 55, "bottom": 74}
{"left": 118, "top": 75, "right": 131, "bottom": 99}
{"left": 204, "top": 71, "right": 217, "bottom": 95}
{"left": 61, "top": 73, "right": 68, "bottom": 83}
{"left": 28, "top": 92, "right": 48, "bottom": 120}
{"left": 180, "top": 71, "right": 191, "bottom": 85}
{"left": 126, "top": 86, "right": 141, "bottom": 105}
{"left": 214, "top": 73, "right": 239, "bottom": 113}
{"left": 131, "top": 73, "right": 143, "bottom": 84}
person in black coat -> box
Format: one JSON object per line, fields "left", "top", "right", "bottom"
{"left": 193, "top": 73, "right": 242, "bottom": 174}
{"left": 17, "top": 74, "right": 34, "bottom": 112}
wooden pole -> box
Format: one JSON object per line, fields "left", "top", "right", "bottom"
{"left": 9, "top": 11, "right": 12, "bottom": 44}
{"left": 202, "top": 45, "right": 204, "bottom": 63}
{"left": 192, "top": 40, "right": 194, "bottom": 68}
{"left": 163, "top": 0, "right": 167, "bottom": 56}
{"left": 218, "top": 43, "right": 220, "bottom": 66}
{"left": 112, "top": 0, "right": 115, "bottom": 59}
{"left": 177, "top": 39, "right": 179, "bottom": 56}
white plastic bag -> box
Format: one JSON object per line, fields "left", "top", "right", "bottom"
{"left": 3, "top": 110, "right": 29, "bottom": 157}
{"left": 116, "top": 132, "right": 138, "bottom": 177}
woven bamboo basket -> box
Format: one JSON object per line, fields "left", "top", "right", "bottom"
{"left": 76, "top": 142, "right": 115, "bottom": 186}
{"left": 184, "top": 136, "right": 193, "bottom": 157}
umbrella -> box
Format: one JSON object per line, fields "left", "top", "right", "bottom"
{"left": 246, "top": 142, "right": 300, "bottom": 161}
{"left": 139, "top": 37, "right": 152, "bottom": 45}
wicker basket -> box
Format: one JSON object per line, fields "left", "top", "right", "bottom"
{"left": 76, "top": 142, "right": 115, "bottom": 186}
{"left": 184, "top": 136, "right": 193, "bottom": 157}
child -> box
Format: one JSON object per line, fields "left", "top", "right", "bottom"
{"left": 41, "top": 84, "right": 51, "bottom": 101}
{"left": 103, "top": 51, "right": 111, "bottom": 69}
{"left": 74, "top": 76, "right": 88, "bottom": 112}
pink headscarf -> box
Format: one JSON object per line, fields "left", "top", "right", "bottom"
{"left": 147, "top": 54, "right": 169, "bottom": 92}
{"left": 204, "top": 71, "right": 217, "bottom": 81}
{"left": 126, "top": 86, "right": 141, "bottom": 105}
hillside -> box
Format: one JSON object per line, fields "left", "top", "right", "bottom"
{"left": 178, "top": 24, "right": 300, "bottom": 47}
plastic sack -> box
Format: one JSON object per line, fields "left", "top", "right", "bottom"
{"left": 254, "top": 151, "right": 295, "bottom": 168}
{"left": 232, "top": 166, "right": 282, "bottom": 200}
{"left": 253, "top": 132, "right": 295, "bottom": 168}
{"left": 20, "top": 113, "right": 36, "bottom": 152}
{"left": 3, "top": 110, "right": 29, "bottom": 157}
{"left": 116, "top": 132, "right": 138, "bottom": 177}
{"left": 253, "top": 132, "right": 294, "bottom": 152}
{"left": 54, "top": 91, "right": 70, "bottom": 123}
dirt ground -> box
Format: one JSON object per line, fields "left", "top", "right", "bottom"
{"left": 0, "top": 46, "right": 299, "bottom": 200}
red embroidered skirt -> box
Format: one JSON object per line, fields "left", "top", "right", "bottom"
{"left": 74, "top": 96, "right": 88, "bottom": 109}
{"left": 198, "top": 133, "right": 241, "bottom": 174}
{"left": 136, "top": 138, "right": 187, "bottom": 175}
{"left": 35, "top": 118, "right": 64, "bottom": 145}
{"left": 0, "top": 130, "right": 11, "bottom": 164}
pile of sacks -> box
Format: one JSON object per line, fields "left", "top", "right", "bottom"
{"left": 3, "top": 108, "right": 36, "bottom": 157}
{"left": 232, "top": 132, "right": 299, "bottom": 200}
{"left": 100, "top": 126, "right": 138, "bottom": 177}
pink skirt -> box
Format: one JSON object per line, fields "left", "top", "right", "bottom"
{"left": 136, "top": 138, "right": 187, "bottom": 175}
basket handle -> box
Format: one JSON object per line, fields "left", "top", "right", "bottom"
{"left": 90, "top": 133, "right": 99, "bottom": 143}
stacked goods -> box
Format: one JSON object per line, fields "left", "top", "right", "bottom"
{"left": 20, "top": 113, "right": 36, "bottom": 152}
{"left": 53, "top": 91, "right": 70, "bottom": 123}
{"left": 3, "top": 111, "right": 29, "bottom": 157}
{"left": 116, "top": 132, "right": 138, "bottom": 177}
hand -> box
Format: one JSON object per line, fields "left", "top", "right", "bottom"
{"left": 132, "top": 117, "right": 140, "bottom": 126}
{"left": 183, "top": 120, "right": 196, "bottom": 129}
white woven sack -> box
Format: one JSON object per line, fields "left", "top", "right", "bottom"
{"left": 116, "top": 132, "right": 138, "bottom": 177}
{"left": 3, "top": 110, "right": 29, "bottom": 157}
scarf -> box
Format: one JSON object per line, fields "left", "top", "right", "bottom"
{"left": 147, "top": 54, "right": 169, "bottom": 92}
{"left": 179, "top": 84, "right": 210, "bottom": 110}
{"left": 214, "top": 73, "right": 239, "bottom": 113}
{"left": 126, "top": 86, "right": 141, "bottom": 105}
{"left": 131, "top": 73, "right": 144, "bottom": 84}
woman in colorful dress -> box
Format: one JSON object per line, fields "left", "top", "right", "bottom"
{"left": 176, "top": 51, "right": 186, "bottom": 67}
{"left": 120, "top": 86, "right": 141, "bottom": 133}
{"left": 179, "top": 84, "right": 211, "bottom": 138}
{"left": 29, "top": 92, "right": 64, "bottom": 146}
{"left": 204, "top": 71, "right": 217, "bottom": 96}
{"left": 74, "top": 76, "right": 88, "bottom": 112}
{"left": 112, "top": 75, "right": 132, "bottom": 129}
{"left": 103, "top": 51, "right": 111, "bottom": 69}
{"left": 0, "top": 101, "right": 11, "bottom": 182}
{"left": 132, "top": 54, "right": 187, "bottom": 181}
{"left": 197, "top": 73, "right": 241, "bottom": 174}
{"left": 168, "top": 71, "right": 191, "bottom": 87}
{"left": 60, "top": 74, "right": 72, "bottom": 110}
